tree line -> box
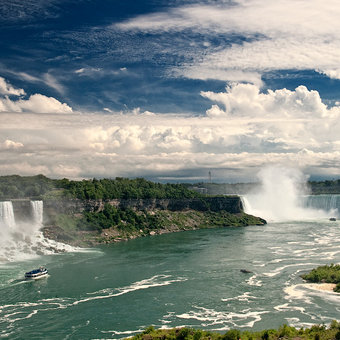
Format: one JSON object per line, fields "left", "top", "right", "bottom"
{"left": 0, "top": 175, "right": 201, "bottom": 200}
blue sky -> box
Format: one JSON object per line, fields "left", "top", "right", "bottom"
{"left": 1, "top": 0, "right": 340, "bottom": 182}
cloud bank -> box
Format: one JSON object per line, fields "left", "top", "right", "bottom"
{"left": 1, "top": 82, "right": 340, "bottom": 181}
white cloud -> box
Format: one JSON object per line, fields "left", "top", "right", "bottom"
{"left": 0, "top": 93, "right": 73, "bottom": 113}
{"left": 43, "top": 73, "right": 65, "bottom": 94}
{"left": 3, "top": 70, "right": 68, "bottom": 93}
{"left": 115, "top": 0, "right": 340, "bottom": 83}
{"left": 0, "top": 77, "right": 25, "bottom": 96}
{"left": 201, "top": 83, "right": 331, "bottom": 118}
{"left": 1, "top": 139, "right": 24, "bottom": 149}
{"left": 0, "top": 78, "right": 73, "bottom": 113}
{"left": 1, "top": 84, "right": 340, "bottom": 181}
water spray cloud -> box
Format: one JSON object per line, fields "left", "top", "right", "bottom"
{"left": 242, "top": 166, "right": 335, "bottom": 222}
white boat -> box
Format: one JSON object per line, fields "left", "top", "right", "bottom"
{"left": 25, "top": 267, "right": 48, "bottom": 280}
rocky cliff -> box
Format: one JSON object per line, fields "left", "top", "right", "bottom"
{"left": 42, "top": 196, "right": 243, "bottom": 221}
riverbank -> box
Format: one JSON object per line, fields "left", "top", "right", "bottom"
{"left": 42, "top": 209, "right": 266, "bottom": 247}
{"left": 127, "top": 322, "right": 340, "bottom": 340}
{"left": 305, "top": 283, "right": 337, "bottom": 292}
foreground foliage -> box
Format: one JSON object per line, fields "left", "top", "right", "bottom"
{"left": 128, "top": 322, "right": 340, "bottom": 340}
{"left": 301, "top": 264, "right": 340, "bottom": 292}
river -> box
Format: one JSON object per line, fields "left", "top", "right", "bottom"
{"left": 1, "top": 208, "right": 340, "bottom": 339}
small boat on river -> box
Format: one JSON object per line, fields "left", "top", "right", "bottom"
{"left": 25, "top": 267, "right": 48, "bottom": 280}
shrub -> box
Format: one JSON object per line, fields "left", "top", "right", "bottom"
{"left": 223, "top": 329, "right": 241, "bottom": 340}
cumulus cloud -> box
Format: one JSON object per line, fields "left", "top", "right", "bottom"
{"left": 0, "top": 78, "right": 73, "bottom": 113}
{"left": 1, "top": 84, "right": 340, "bottom": 181}
{"left": 201, "top": 83, "right": 332, "bottom": 118}
{"left": 0, "top": 139, "right": 24, "bottom": 150}
{"left": 115, "top": 0, "right": 340, "bottom": 83}
{"left": 0, "top": 77, "right": 25, "bottom": 96}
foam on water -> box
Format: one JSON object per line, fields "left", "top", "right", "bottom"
{"left": 0, "top": 274, "right": 186, "bottom": 326}
{"left": 221, "top": 292, "right": 259, "bottom": 302}
{"left": 74, "top": 274, "right": 187, "bottom": 305}
{"left": 176, "top": 306, "right": 269, "bottom": 330}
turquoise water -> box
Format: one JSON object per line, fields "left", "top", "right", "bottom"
{"left": 1, "top": 220, "right": 340, "bottom": 339}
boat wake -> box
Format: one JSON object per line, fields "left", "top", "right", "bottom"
{"left": 0, "top": 274, "right": 187, "bottom": 330}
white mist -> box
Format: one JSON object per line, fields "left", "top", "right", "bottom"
{"left": 242, "top": 166, "right": 332, "bottom": 222}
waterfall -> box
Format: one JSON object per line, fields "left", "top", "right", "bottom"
{"left": 0, "top": 201, "right": 16, "bottom": 229}
{"left": 0, "top": 200, "right": 75, "bottom": 263}
{"left": 240, "top": 167, "right": 339, "bottom": 222}
{"left": 242, "top": 193, "right": 339, "bottom": 222}
{"left": 303, "top": 194, "right": 340, "bottom": 212}
{"left": 30, "top": 200, "right": 43, "bottom": 226}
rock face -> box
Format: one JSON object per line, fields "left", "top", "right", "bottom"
{"left": 7, "top": 197, "right": 244, "bottom": 225}
{"left": 43, "top": 196, "right": 243, "bottom": 220}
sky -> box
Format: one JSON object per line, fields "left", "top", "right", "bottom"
{"left": 1, "top": 0, "right": 340, "bottom": 183}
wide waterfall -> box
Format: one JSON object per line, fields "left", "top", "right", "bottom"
{"left": 0, "top": 200, "right": 75, "bottom": 263}
{"left": 303, "top": 194, "right": 340, "bottom": 212}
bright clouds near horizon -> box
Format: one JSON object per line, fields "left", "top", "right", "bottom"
{"left": 116, "top": 0, "right": 340, "bottom": 83}
{"left": 0, "top": 77, "right": 72, "bottom": 113}
{"left": 1, "top": 82, "right": 340, "bottom": 181}
{"left": 201, "top": 83, "right": 336, "bottom": 118}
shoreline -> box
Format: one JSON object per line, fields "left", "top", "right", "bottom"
{"left": 304, "top": 283, "right": 336, "bottom": 292}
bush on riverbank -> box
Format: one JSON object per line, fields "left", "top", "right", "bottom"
{"left": 301, "top": 264, "right": 340, "bottom": 292}
{"left": 128, "top": 321, "right": 340, "bottom": 340}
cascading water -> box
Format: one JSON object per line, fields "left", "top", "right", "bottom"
{"left": 303, "top": 194, "right": 340, "bottom": 212}
{"left": 30, "top": 200, "right": 43, "bottom": 226}
{"left": 242, "top": 166, "right": 337, "bottom": 222}
{"left": 0, "top": 201, "right": 16, "bottom": 229}
{"left": 0, "top": 200, "right": 75, "bottom": 263}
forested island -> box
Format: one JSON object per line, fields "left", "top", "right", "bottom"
{"left": 0, "top": 175, "right": 265, "bottom": 246}
{"left": 301, "top": 264, "right": 340, "bottom": 293}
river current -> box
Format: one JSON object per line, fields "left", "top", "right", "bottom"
{"left": 1, "top": 215, "right": 340, "bottom": 339}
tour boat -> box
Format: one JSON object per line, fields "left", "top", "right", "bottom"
{"left": 25, "top": 267, "right": 48, "bottom": 280}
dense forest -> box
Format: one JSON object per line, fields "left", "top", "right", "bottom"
{"left": 0, "top": 175, "right": 200, "bottom": 200}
